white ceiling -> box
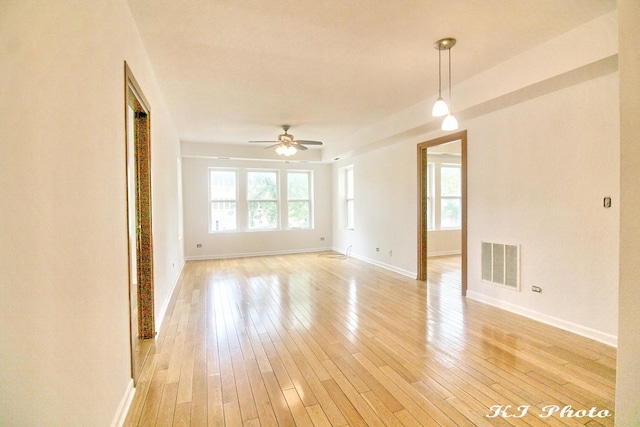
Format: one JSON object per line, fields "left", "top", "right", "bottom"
{"left": 127, "top": 0, "right": 615, "bottom": 153}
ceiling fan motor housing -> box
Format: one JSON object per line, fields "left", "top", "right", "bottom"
{"left": 279, "top": 133, "right": 293, "bottom": 143}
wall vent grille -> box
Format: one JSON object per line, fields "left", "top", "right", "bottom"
{"left": 481, "top": 242, "right": 520, "bottom": 290}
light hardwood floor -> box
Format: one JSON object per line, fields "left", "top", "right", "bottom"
{"left": 124, "top": 253, "right": 615, "bottom": 426}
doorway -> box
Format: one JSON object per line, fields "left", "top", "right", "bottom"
{"left": 125, "top": 62, "right": 154, "bottom": 384}
{"left": 417, "top": 130, "right": 467, "bottom": 295}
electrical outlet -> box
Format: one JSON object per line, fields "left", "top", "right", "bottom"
{"left": 389, "top": 250, "right": 393, "bottom": 256}
{"left": 532, "top": 286, "right": 542, "bottom": 293}
{"left": 376, "top": 247, "right": 379, "bottom": 252}
{"left": 320, "top": 237, "right": 325, "bottom": 241}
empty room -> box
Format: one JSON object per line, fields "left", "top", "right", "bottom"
{"left": 2, "top": 1, "right": 639, "bottom": 426}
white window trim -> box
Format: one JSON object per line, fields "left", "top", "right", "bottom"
{"left": 343, "top": 165, "right": 354, "bottom": 230}
{"left": 426, "top": 162, "right": 434, "bottom": 231}
{"left": 208, "top": 168, "right": 238, "bottom": 233}
{"left": 286, "top": 170, "right": 313, "bottom": 229}
{"left": 427, "top": 162, "right": 461, "bottom": 231}
{"left": 247, "top": 169, "right": 280, "bottom": 231}
{"left": 208, "top": 167, "right": 316, "bottom": 233}
{"left": 439, "top": 163, "right": 461, "bottom": 230}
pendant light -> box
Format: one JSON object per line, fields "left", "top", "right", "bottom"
{"left": 433, "top": 38, "right": 458, "bottom": 131}
{"left": 431, "top": 45, "right": 449, "bottom": 116}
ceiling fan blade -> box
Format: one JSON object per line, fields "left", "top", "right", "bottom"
{"left": 294, "top": 140, "right": 323, "bottom": 145}
{"left": 295, "top": 144, "right": 308, "bottom": 150}
{"left": 249, "top": 140, "right": 279, "bottom": 143}
{"left": 264, "top": 144, "right": 282, "bottom": 149}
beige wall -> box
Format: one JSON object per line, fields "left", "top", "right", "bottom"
{"left": 616, "top": 0, "right": 640, "bottom": 424}
{"left": 0, "top": 1, "right": 183, "bottom": 425}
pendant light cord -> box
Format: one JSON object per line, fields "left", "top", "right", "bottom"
{"left": 448, "top": 47, "right": 453, "bottom": 113}
{"left": 438, "top": 48, "right": 442, "bottom": 97}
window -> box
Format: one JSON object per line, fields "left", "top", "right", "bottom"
{"left": 345, "top": 166, "right": 354, "bottom": 229}
{"left": 247, "top": 170, "right": 278, "bottom": 230}
{"left": 426, "top": 163, "right": 434, "bottom": 230}
{"left": 426, "top": 162, "right": 461, "bottom": 231}
{"left": 287, "top": 171, "right": 312, "bottom": 228}
{"left": 440, "top": 164, "right": 461, "bottom": 228}
{"left": 209, "top": 167, "right": 314, "bottom": 233}
{"left": 209, "top": 169, "right": 237, "bottom": 231}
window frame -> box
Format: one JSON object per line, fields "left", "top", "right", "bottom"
{"left": 208, "top": 168, "right": 238, "bottom": 233}
{"left": 426, "top": 162, "right": 434, "bottom": 231}
{"left": 286, "top": 170, "right": 313, "bottom": 229}
{"left": 439, "top": 163, "right": 462, "bottom": 230}
{"left": 344, "top": 166, "right": 354, "bottom": 230}
{"left": 246, "top": 169, "right": 280, "bottom": 231}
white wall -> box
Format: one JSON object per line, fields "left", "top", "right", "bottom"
{"left": 332, "top": 143, "right": 418, "bottom": 277}
{"left": 466, "top": 72, "right": 619, "bottom": 344}
{"left": 0, "top": 1, "right": 183, "bottom": 425}
{"left": 182, "top": 154, "right": 332, "bottom": 259}
{"left": 332, "top": 12, "right": 619, "bottom": 344}
{"left": 616, "top": 0, "right": 640, "bottom": 424}
{"left": 427, "top": 230, "right": 461, "bottom": 256}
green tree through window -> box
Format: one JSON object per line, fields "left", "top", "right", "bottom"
{"left": 288, "top": 172, "right": 311, "bottom": 228}
{"left": 248, "top": 171, "right": 278, "bottom": 229}
{"left": 440, "top": 165, "right": 461, "bottom": 228}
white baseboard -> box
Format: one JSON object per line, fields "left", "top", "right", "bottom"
{"left": 346, "top": 252, "right": 417, "bottom": 279}
{"left": 466, "top": 291, "right": 617, "bottom": 347}
{"left": 111, "top": 379, "right": 135, "bottom": 427}
{"left": 427, "top": 250, "right": 461, "bottom": 257}
{"left": 185, "top": 246, "right": 332, "bottom": 261}
{"left": 155, "top": 261, "right": 185, "bottom": 335}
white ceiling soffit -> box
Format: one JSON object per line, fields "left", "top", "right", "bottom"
{"left": 127, "top": 0, "right": 615, "bottom": 159}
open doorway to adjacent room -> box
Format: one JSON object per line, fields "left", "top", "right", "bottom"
{"left": 417, "top": 130, "right": 467, "bottom": 295}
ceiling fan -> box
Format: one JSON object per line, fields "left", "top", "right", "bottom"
{"left": 249, "top": 125, "right": 323, "bottom": 156}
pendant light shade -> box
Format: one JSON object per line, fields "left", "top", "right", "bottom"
{"left": 432, "top": 38, "right": 458, "bottom": 130}
{"left": 432, "top": 97, "right": 449, "bottom": 117}
{"left": 441, "top": 114, "right": 459, "bottom": 131}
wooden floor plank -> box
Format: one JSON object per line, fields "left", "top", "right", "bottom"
{"left": 206, "top": 373, "right": 224, "bottom": 426}
{"left": 123, "top": 253, "right": 616, "bottom": 426}
{"left": 155, "top": 381, "right": 178, "bottom": 427}
{"left": 305, "top": 404, "right": 332, "bottom": 427}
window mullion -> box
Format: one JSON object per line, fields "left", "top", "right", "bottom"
{"left": 237, "top": 169, "right": 247, "bottom": 230}
{"left": 281, "top": 170, "right": 288, "bottom": 229}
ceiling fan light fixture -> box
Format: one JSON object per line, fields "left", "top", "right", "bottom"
{"left": 276, "top": 145, "right": 297, "bottom": 156}
{"left": 250, "top": 125, "right": 322, "bottom": 156}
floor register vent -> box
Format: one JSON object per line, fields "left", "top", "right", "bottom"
{"left": 481, "top": 242, "right": 520, "bottom": 290}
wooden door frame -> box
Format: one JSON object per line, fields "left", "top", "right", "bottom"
{"left": 125, "top": 62, "right": 155, "bottom": 382}
{"left": 417, "top": 130, "right": 467, "bottom": 296}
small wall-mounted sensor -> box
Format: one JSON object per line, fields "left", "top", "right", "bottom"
{"left": 603, "top": 197, "right": 612, "bottom": 208}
